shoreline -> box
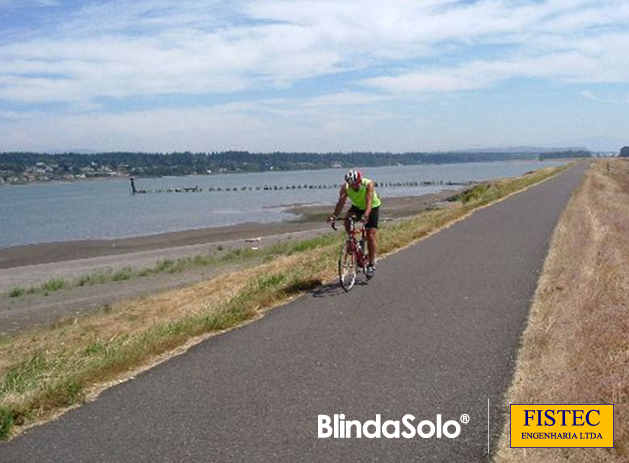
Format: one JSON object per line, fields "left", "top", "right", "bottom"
{"left": 0, "top": 158, "right": 579, "bottom": 188}
{"left": 0, "top": 190, "right": 459, "bottom": 270}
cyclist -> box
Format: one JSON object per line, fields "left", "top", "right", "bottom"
{"left": 328, "top": 169, "right": 381, "bottom": 278}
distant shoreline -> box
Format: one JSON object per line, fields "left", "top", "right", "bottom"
{"left": 0, "top": 155, "right": 584, "bottom": 186}
{"left": 0, "top": 174, "right": 129, "bottom": 187}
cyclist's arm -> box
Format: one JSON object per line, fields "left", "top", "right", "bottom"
{"left": 364, "top": 181, "right": 375, "bottom": 218}
{"left": 330, "top": 185, "right": 348, "bottom": 220}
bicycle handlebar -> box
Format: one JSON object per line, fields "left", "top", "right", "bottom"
{"left": 330, "top": 215, "right": 364, "bottom": 231}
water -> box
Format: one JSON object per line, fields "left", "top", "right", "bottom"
{"left": 0, "top": 161, "right": 565, "bottom": 248}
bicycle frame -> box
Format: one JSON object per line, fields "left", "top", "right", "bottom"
{"left": 348, "top": 222, "right": 367, "bottom": 267}
{"left": 331, "top": 216, "right": 368, "bottom": 291}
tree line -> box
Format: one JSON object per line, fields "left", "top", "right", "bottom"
{"left": 0, "top": 150, "right": 592, "bottom": 179}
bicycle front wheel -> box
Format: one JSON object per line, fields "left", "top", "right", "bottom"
{"left": 338, "top": 241, "right": 357, "bottom": 292}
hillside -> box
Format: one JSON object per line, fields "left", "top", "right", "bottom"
{"left": 0, "top": 150, "right": 591, "bottom": 184}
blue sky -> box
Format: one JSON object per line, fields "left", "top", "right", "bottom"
{"left": 0, "top": 0, "right": 627, "bottom": 152}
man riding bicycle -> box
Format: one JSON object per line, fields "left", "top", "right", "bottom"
{"left": 328, "top": 169, "right": 381, "bottom": 278}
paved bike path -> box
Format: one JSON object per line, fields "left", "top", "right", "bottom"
{"left": 0, "top": 164, "right": 587, "bottom": 462}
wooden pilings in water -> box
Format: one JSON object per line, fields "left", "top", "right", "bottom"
{"left": 129, "top": 179, "right": 477, "bottom": 194}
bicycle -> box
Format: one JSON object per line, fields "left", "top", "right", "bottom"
{"left": 331, "top": 216, "right": 369, "bottom": 292}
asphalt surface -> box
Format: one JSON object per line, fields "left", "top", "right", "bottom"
{"left": 0, "top": 164, "right": 587, "bottom": 463}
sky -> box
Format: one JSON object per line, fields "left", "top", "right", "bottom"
{"left": 0, "top": 0, "right": 627, "bottom": 153}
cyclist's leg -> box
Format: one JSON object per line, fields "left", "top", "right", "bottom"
{"left": 365, "top": 207, "right": 379, "bottom": 266}
{"left": 366, "top": 229, "right": 377, "bottom": 266}
{"left": 345, "top": 206, "right": 363, "bottom": 234}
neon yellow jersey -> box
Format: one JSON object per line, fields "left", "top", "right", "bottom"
{"left": 345, "top": 178, "right": 381, "bottom": 210}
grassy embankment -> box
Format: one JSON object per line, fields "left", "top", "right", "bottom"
{"left": 5, "top": 241, "right": 333, "bottom": 298}
{"left": 0, "top": 164, "right": 568, "bottom": 441}
{"left": 495, "top": 160, "right": 629, "bottom": 463}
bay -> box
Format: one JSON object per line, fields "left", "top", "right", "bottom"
{"left": 0, "top": 160, "right": 565, "bottom": 248}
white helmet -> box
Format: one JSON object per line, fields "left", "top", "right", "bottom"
{"left": 344, "top": 169, "right": 362, "bottom": 185}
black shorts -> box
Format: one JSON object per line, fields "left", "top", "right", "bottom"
{"left": 348, "top": 205, "right": 380, "bottom": 229}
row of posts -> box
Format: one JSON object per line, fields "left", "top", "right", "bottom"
{"left": 130, "top": 177, "right": 477, "bottom": 195}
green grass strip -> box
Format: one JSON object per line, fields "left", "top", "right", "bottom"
{"left": 6, "top": 232, "right": 339, "bottom": 298}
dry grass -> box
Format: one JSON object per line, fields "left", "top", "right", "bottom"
{"left": 0, "top": 164, "right": 567, "bottom": 440}
{"left": 495, "top": 160, "right": 629, "bottom": 463}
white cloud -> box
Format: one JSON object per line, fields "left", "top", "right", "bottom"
{"left": 1, "top": 0, "right": 628, "bottom": 105}
{"left": 1, "top": 0, "right": 629, "bottom": 151}
{"left": 581, "top": 90, "right": 629, "bottom": 104}
{"left": 0, "top": 105, "right": 261, "bottom": 151}
{"left": 0, "top": 94, "right": 401, "bottom": 152}
{"left": 300, "top": 92, "right": 389, "bottom": 107}
{"left": 362, "top": 30, "right": 629, "bottom": 94}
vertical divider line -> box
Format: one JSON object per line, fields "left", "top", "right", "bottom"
{"left": 487, "top": 398, "right": 490, "bottom": 455}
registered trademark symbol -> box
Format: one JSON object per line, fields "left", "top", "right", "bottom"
{"left": 460, "top": 414, "right": 470, "bottom": 424}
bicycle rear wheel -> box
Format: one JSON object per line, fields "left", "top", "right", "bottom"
{"left": 338, "top": 241, "right": 357, "bottom": 292}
